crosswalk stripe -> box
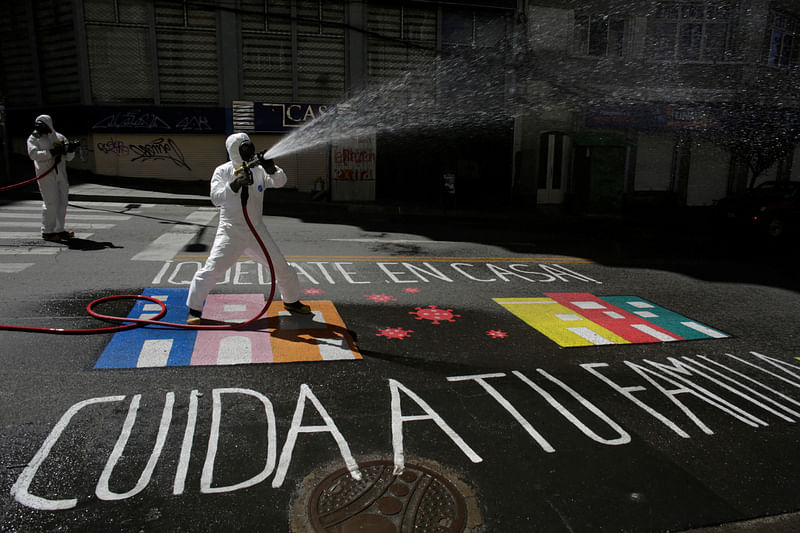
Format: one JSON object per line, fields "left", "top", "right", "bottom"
{"left": 0, "top": 212, "right": 130, "bottom": 221}
{"left": 0, "top": 221, "right": 115, "bottom": 230}
{"left": 131, "top": 209, "right": 217, "bottom": 261}
{"left": 0, "top": 247, "right": 60, "bottom": 255}
{"left": 1, "top": 201, "right": 154, "bottom": 209}
{"left": 131, "top": 233, "right": 197, "bottom": 261}
{"left": 0, "top": 232, "right": 93, "bottom": 240}
{"left": 0, "top": 263, "right": 35, "bottom": 273}
{"left": 70, "top": 202, "right": 156, "bottom": 208}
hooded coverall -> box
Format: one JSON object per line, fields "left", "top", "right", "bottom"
{"left": 26, "top": 115, "right": 75, "bottom": 235}
{"left": 186, "top": 133, "right": 301, "bottom": 312}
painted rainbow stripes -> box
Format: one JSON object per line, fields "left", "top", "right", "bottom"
{"left": 495, "top": 293, "right": 728, "bottom": 348}
{"left": 95, "top": 288, "right": 360, "bottom": 368}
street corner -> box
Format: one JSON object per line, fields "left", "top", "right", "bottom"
{"left": 289, "top": 455, "right": 483, "bottom": 533}
{"left": 94, "top": 288, "right": 361, "bottom": 369}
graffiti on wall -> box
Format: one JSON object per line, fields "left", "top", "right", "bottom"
{"left": 96, "top": 137, "right": 191, "bottom": 171}
{"left": 90, "top": 107, "right": 222, "bottom": 133}
{"left": 129, "top": 138, "right": 191, "bottom": 170}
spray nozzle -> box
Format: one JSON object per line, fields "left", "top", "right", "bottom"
{"left": 234, "top": 151, "right": 277, "bottom": 175}
{"left": 260, "top": 155, "right": 277, "bottom": 174}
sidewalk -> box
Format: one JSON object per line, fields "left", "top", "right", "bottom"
{"left": 63, "top": 176, "right": 542, "bottom": 225}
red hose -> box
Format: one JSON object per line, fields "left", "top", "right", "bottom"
{"left": 0, "top": 186, "right": 277, "bottom": 334}
{"left": 0, "top": 163, "right": 57, "bottom": 192}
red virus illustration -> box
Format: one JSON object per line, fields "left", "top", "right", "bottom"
{"left": 403, "top": 288, "right": 420, "bottom": 294}
{"left": 365, "top": 293, "right": 397, "bottom": 303}
{"left": 487, "top": 330, "right": 508, "bottom": 339}
{"left": 304, "top": 288, "right": 325, "bottom": 295}
{"left": 377, "top": 327, "right": 413, "bottom": 339}
{"left": 409, "top": 305, "right": 460, "bottom": 325}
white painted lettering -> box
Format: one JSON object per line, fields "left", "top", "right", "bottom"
{"left": 540, "top": 264, "right": 602, "bottom": 284}
{"left": 447, "top": 373, "right": 555, "bottom": 452}
{"left": 377, "top": 262, "right": 417, "bottom": 283}
{"left": 509, "top": 264, "right": 557, "bottom": 282}
{"left": 389, "top": 379, "right": 482, "bottom": 474}
{"left": 742, "top": 352, "right": 800, "bottom": 386}
{"left": 335, "top": 262, "right": 370, "bottom": 284}
{"left": 308, "top": 262, "right": 335, "bottom": 283}
{"left": 96, "top": 393, "right": 174, "bottom": 500}
{"left": 273, "top": 384, "right": 360, "bottom": 488}
{"left": 173, "top": 390, "right": 200, "bottom": 495}
{"left": 11, "top": 395, "right": 126, "bottom": 511}
{"left": 513, "top": 370, "right": 631, "bottom": 445}
{"left": 581, "top": 363, "right": 689, "bottom": 438}
{"left": 485, "top": 263, "right": 533, "bottom": 282}
{"left": 151, "top": 260, "right": 172, "bottom": 284}
{"left": 233, "top": 261, "right": 254, "bottom": 285}
{"left": 257, "top": 263, "right": 274, "bottom": 285}
{"left": 402, "top": 262, "right": 454, "bottom": 283}
{"left": 695, "top": 355, "right": 800, "bottom": 409}
{"left": 201, "top": 388, "right": 277, "bottom": 493}
{"left": 673, "top": 357, "right": 796, "bottom": 422}
{"left": 168, "top": 261, "right": 200, "bottom": 285}
{"left": 625, "top": 361, "right": 756, "bottom": 435}
{"left": 643, "top": 359, "right": 767, "bottom": 427}
{"left": 449, "top": 263, "right": 495, "bottom": 282}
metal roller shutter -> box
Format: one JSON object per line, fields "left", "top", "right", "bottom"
{"left": 155, "top": 3, "right": 218, "bottom": 105}
{"left": 367, "top": 4, "right": 436, "bottom": 102}
{"left": 297, "top": 35, "right": 345, "bottom": 101}
{"left": 0, "top": 4, "right": 38, "bottom": 106}
{"left": 242, "top": 34, "right": 294, "bottom": 100}
{"left": 156, "top": 29, "right": 219, "bottom": 104}
{"left": 35, "top": 0, "right": 80, "bottom": 105}
{"left": 87, "top": 25, "right": 154, "bottom": 104}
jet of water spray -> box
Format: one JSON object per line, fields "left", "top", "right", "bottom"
{"left": 263, "top": 49, "right": 519, "bottom": 160}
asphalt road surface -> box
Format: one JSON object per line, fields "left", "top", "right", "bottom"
{"left": 1, "top": 198, "right": 799, "bottom": 532}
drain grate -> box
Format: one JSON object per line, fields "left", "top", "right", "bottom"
{"left": 308, "top": 460, "right": 467, "bottom": 533}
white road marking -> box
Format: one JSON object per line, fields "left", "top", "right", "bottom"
{"left": 0, "top": 263, "right": 35, "bottom": 273}
{"left": 0, "top": 232, "right": 93, "bottom": 240}
{"left": 0, "top": 247, "right": 59, "bottom": 255}
{"left": 0, "top": 221, "right": 115, "bottom": 230}
{"left": 132, "top": 210, "right": 217, "bottom": 262}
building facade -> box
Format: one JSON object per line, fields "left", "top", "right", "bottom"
{"left": 1, "top": 0, "right": 798, "bottom": 211}
{"left": 516, "top": 0, "right": 800, "bottom": 212}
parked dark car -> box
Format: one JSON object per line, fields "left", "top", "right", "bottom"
{"left": 717, "top": 180, "right": 800, "bottom": 239}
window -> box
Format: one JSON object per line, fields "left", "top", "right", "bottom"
{"left": 574, "top": 14, "right": 626, "bottom": 57}
{"left": 84, "top": 0, "right": 154, "bottom": 104}
{"left": 767, "top": 11, "right": 800, "bottom": 68}
{"left": 442, "top": 8, "right": 506, "bottom": 48}
{"left": 647, "top": 2, "right": 732, "bottom": 62}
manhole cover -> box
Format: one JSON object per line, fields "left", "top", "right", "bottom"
{"left": 308, "top": 460, "right": 467, "bottom": 533}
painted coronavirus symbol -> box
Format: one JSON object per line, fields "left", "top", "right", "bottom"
{"left": 365, "top": 293, "right": 397, "bottom": 303}
{"left": 304, "top": 288, "right": 325, "bottom": 295}
{"left": 377, "top": 327, "right": 413, "bottom": 339}
{"left": 487, "top": 329, "right": 508, "bottom": 339}
{"left": 409, "top": 305, "right": 460, "bottom": 325}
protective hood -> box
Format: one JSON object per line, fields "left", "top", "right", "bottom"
{"left": 34, "top": 114, "right": 55, "bottom": 135}
{"left": 225, "top": 132, "right": 251, "bottom": 166}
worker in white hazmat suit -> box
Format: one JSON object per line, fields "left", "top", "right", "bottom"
{"left": 186, "top": 132, "right": 310, "bottom": 324}
{"left": 27, "top": 115, "right": 77, "bottom": 242}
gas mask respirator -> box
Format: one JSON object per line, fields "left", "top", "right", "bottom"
{"left": 34, "top": 120, "right": 51, "bottom": 135}
{"left": 238, "top": 140, "right": 255, "bottom": 163}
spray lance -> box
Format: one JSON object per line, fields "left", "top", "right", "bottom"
{"left": 232, "top": 141, "right": 277, "bottom": 205}
{"left": 0, "top": 131, "right": 81, "bottom": 192}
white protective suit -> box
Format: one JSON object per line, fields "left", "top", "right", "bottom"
{"left": 187, "top": 133, "right": 301, "bottom": 311}
{"left": 26, "top": 115, "right": 75, "bottom": 234}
